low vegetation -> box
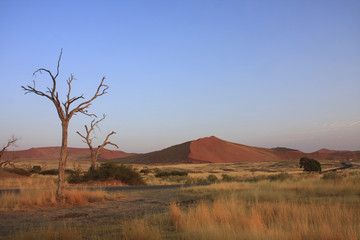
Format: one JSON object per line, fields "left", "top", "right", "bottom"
{"left": 0, "top": 177, "right": 123, "bottom": 210}
{"left": 5, "top": 169, "right": 359, "bottom": 239}
{"left": 67, "top": 162, "right": 145, "bottom": 185}
{"left": 155, "top": 170, "right": 188, "bottom": 178}
{"left": 300, "top": 157, "right": 322, "bottom": 172}
{"left": 122, "top": 171, "right": 360, "bottom": 240}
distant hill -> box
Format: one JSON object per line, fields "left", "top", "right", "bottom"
{"left": 113, "top": 136, "right": 360, "bottom": 164}
{"left": 2, "top": 147, "right": 134, "bottom": 162}
{"left": 3, "top": 136, "right": 359, "bottom": 164}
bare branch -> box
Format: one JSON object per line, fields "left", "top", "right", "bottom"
{"left": 22, "top": 49, "right": 109, "bottom": 201}
{"left": 77, "top": 114, "right": 118, "bottom": 168}
{"left": 98, "top": 131, "right": 119, "bottom": 151}
{"left": 0, "top": 136, "right": 19, "bottom": 162}
{"left": 21, "top": 85, "right": 53, "bottom": 100}
{"left": 69, "top": 77, "right": 108, "bottom": 119}
{"left": 55, "top": 48, "right": 63, "bottom": 79}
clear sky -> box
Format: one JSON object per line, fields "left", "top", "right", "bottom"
{"left": 1, "top": 0, "right": 359, "bottom": 153}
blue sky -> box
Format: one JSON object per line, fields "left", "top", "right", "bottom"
{"left": 1, "top": 0, "right": 359, "bottom": 153}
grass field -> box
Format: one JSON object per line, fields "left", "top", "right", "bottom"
{"left": 2, "top": 165, "right": 359, "bottom": 239}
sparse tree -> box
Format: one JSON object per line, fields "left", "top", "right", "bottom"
{"left": 76, "top": 114, "right": 118, "bottom": 170}
{"left": 21, "top": 49, "right": 109, "bottom": 201}
{"left": 299, "top": 157, "right": 322, "bottom": 173}
{"left": 0, "top": 136, "right": 19, "bottom": 168}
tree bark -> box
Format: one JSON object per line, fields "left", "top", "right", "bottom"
{"left": 22, "top": 49, "right": 109, "bottom": 201}
{"left": 57, "top": 121, "right": 69, "bottom": 201}
{"left": 90, "top": 150, "right": 97, "bottom": 170}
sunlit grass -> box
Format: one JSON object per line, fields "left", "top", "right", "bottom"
{"left": 125, "top": 171, "right": 360, "bottom": 240}
{"left": 0, "top": 176, "right": 123, "bottom": 210}
{"left": 4, "top": 168, "right": 360, "bottom": 239}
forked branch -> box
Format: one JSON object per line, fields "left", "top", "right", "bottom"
{"left": 21, "top": 49, "right": 108, "bottom": 122}
{"left": 0, "top": 136, "right": 19, "bottom": 162}
{"left": 76, "top": 114, "right": 118, "bottom": 168}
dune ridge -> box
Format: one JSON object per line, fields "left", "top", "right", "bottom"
{"left": 3, "top": 136, "right": 359, "bottom": 164}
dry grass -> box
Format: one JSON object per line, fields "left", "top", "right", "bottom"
{"left": 124, "top": 171, "right": 360, "bottom": 239}
{"left": 0, "top": 176, "right": 123, "bottom": 210}
{"left": 4, "top": 165, "right": 360, "bottom": 239}
{"left": 0, "top": 175, "right": 58, "bottom": 189}
{"left": 168, "top": 197, "right": 359, "bottom": 240}
{"left": 136, "top": 160, "right": 354, "bottom": 185}
{"left": 121, "top": 218, "right": 163, "bottom": 240}
{"left": 0, "top": 188, "right": 123, "bottom": 210}
{"left": 11, "top": 223, "right": 84, "bottom": 240}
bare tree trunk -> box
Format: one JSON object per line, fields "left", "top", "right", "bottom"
{"left": 76, "top": 114, "right": 118, "bottom": 171}
{"left": 57, "top": 121, "right": 68, "bottom": 201}
{"left": 22, "top": 49, "right": 109, "bottom": 201}
{"left": 90, "top": 150, "right": 97, "bottom": 171}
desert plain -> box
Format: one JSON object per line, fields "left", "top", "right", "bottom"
{"left": 1, "top": 137, "right": 360, "bottom": 240}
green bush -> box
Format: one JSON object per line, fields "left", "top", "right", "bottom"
{"left": 39, "top": 169, "right": 59, "bottom": 175}
{"left": 300, "top": 157, "right": 322, "bottom": 172}
{"left": 322, "top": 172, "right": 343, "bottom": 182}
{"left": 267, "top": 172, "right": 293, "bottom": 182}
{"left": 207, "top": 174, "right": 218, "bottom": 183}
{"left": 140, "top": 168, "right": 151, "bottom": 175}
{"left": 222, "top": 174, "right": 234, "bottom": 182}
{"left": 31, "top": 166, "right": 42, "bottom": 173}
{"left": 67, "top": 162, "right": 145, "bottom": 185}
{"left": 67, "top": 171, "right": 83, "bottom": 184}
{"left": 252, "top": 175, "right": 267, "bottom": 182}
{"left": 155, "top": 170, "right": 188, "bottom": 178}
{"left": 155, "top": 171, "right": 171, "bottom": 178}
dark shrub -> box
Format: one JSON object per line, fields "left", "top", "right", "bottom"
{"left": 75, "top": 162, "right": 145, "bottom": 185}
{"left": 140, "top": 168, "right": 151, "bottom": 175}
{"left": 155, "top": 170, "right": 188, "bottom": 178}
{"left": 207, "top": 174, "right": 218, "bottom": 183}
{"left": 300, "top": 157, "right": 322, "bottom": 172}
{"left": 170, "top": 171, "right": 188, "bottom": 177}
{"left": 252, "top": 175, "right": 267, "bottom": 182}
{"left": 67, "top": 171, "right": 83, "bottom": 184}
{"left": 267, "top": 172, "right": 293, "bottom": 182}
{"left": 222, "top": 174, "right": 234, "bottom": 182}
{"left": 39, "top": 169, "right": 59, "bottom": 175}
{"left": 155, "top": 171, "right": 171, "bottom": 178}
{"left": 31, "top": 166, "right": 42, "bottom": 173}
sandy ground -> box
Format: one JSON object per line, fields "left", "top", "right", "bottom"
{"left": 0, "top": 187, "right": 199, "bottom": 239}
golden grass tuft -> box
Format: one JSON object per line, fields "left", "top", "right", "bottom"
{"left": 123, "top": 172, "right": 360, "bottom": 239}
{"left": 169, "top": 202, "right": 183, "bottom": 229}
{"left": 121, "top": 218, "right": 163, "bottom": 240}
{"left": 0, "top": 176, "right": 123, "bottom": 210}
{"left": 0, "top": 188, "right": 123, "bottom": 210}
{"left": 168, "top": 196, "right": 359, "bottom": 240}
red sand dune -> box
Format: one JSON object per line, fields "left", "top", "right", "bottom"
{"left": 3, "top": 136, "right": 359, "bottom": 165}
{"left": 2, "top": 147, "right": 134, "bottom": 162}
{"left": 189, "top": 136, "right": 280, "bottom": 163}
{"left": 115, "top": 136, "right": 360, "bottom": 164}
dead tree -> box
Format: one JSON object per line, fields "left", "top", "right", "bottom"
{"left": 21, "top": 49, "right": 108, "bottom": 201}
{"left": 0, "top": 136, "right": 19, "bottom": 168}
{"left": 76, "top": 114, "right": 118, "bottom": 170}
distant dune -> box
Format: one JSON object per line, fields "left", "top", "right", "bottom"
{"left": 114, "top": 136, "right": 360, "bottom": 164}
{"left": 3, "top": 136, "right": 359, "bottom": 164}
{"left": 2, "top": 147, "right": 134, "bottom": 162}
